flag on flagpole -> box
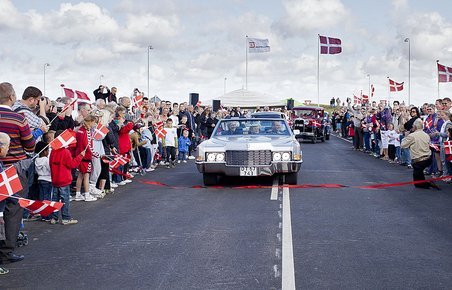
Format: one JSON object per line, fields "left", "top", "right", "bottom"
{"left": 362, "top": 94, "right": 369, "bottom": 104}
{"left": 75, "top": 91, "right": 91, "bottom": 104}
{"left": 0, "top": 166, "right": 23, "bottom": 199}
{"left": 93, "top": 123, "right": 110, "bottom": 141}
{"left": 437, "top": 62, "right": 452, "bottom": 82}
{"left": 247, "top": 38, "right": 270, "bottom": 53}
{"left": 109, "top": 155, "right": 130, "bottom": 169}
{"left": 354, "top": 95, "right": 362, "bottom": 105}
{"left": 319, "top": 35, "right": 342, "bottom": 54}
{"left": 389, "top": 78, "right": 404, "bottom": 92}
{"left": 371, "top": 84, "right": 375, "bottom": 97}
{"left": 132, "top": 94, "right": 143, "bottom": 108}
{"left": 17, "top": 199, "right": 64, "bottom": 217}
{"left": 50, "top": 129, "right": 76, "bottom": 150}
{"left": 444, "top": 141, "right": 452, "bottom": 155}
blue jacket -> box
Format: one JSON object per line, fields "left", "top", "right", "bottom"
{"left": 178, "top": 136, "right": 191, "bottom": 153}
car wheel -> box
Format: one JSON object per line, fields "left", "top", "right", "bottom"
{"left": 311, "top": 135, "right": 316, "bottom": 143}
{"left": 321, "top": 135, "right": 325, "bottom": 142}
{"left": 325, "top": 134, "right": 330, "bottom": 140}
{"left": 203, "top": 173, "right": 218, "bottom": 186}
{"left": 285, "top": 172, "right": 298, "bottom": 185}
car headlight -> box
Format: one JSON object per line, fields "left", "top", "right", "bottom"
{"left": 272, "top": 152, "right": 282, "bottom": 161}
{"left": 206, "top": 152, "right": 225, "bottom": 162}
{"left": 216, "top": 153, "right": 225, "bottom": 162}
{"left": 282, "top": 152, "right": 291, "bottom": 161}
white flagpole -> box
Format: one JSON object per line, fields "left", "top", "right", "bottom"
{"left": 387, "top": 77, "right": 390, "bottom": 105}
{"left": 317, "top": 34, "right": 320, "bottom": 107}
{"left": 436, "top": 60, "right": 440, "bottom": 98}
{"left": 245, "top": 35, "right": 248, "bottom": 90}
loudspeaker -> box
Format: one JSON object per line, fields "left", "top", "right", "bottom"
{"left": 212, "top": 100, "right": 221, "bottom": 112}
{"left": 189, "top": 93, "right": 199, "bottom": 106}
{"left": 287, "top": 98, "right": 294, "bottom": 110}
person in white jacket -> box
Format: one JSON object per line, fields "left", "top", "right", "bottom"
{"left": 34, "top": 141, "right": 52, "bottom": 202}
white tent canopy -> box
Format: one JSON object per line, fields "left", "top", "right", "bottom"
{"left": 202, "top": 88, "right": 285, "bottom": 108}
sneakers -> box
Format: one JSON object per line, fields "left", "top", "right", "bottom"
{"left": 177, "top": 160, "right": 181, "bottom": 163}
{"left": 145, "top": 167, "right": 155, "bottom": 172}
{"left": 188, "top": 155, "right": 195, "bottom": 160}
{"left": 61, "top": 219, "right": 78, "bottom": 225}
{"left": 110, "top": 182, "right": 119, "bottom": 188}
{"left": 84, "top": 193, "right": 97, "bottom": 202}
{"left": 50, "top": 218, "right": 59, "bottom": 225}
{"left": 117, "top": 181, "right": 126, "bottom": 186}
{"left": 183, "top": 160, "right": 187, "bottom": 163}
{"left": 74, "top": 193, "right": 85, "bottom": 201}
{"left": 159, "top": 161, "right": 166, "bottom": 165}
{"left": 0, "top": 267, "right": 9, "bottom": 275}
{"left": 23, "top": 215, "right": 41, "bottom": 222}
{"left": 123, "top": 179, "right": 132, "bottom": 184}
{"left": 407, "top": 164, "right": 413, "bottom": 169}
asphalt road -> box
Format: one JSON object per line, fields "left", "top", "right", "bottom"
{"left": 2, "top": 135, "right": 451, "bottom": 289}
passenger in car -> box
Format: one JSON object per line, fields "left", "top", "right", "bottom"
{"left": 223, "top": 121, "right": 243, "bottom": 135}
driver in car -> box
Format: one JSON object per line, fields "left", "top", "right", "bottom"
{"left": 249, "top": 123, "right": 260, "bottom": 135}
{"left": 223, "top": 121, "right": 242, "bottom": 135}
{"left": 270, "top": 121, "right": 287, "bottom": 134}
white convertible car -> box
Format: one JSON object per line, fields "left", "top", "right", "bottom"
{"left": 195, "top": 118, "right": 303, "bottom": 185}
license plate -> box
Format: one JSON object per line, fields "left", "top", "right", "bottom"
{"left": 240, "top": 167, "right": 257, "bottom": 176}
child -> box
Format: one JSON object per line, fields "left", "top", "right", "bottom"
{"left": 386, "top": 123, "right": 398, "bottom": 162}
{"left": 34, "top": 142, "right": 52, "bottom": 221}
{"left": 444, "top": 128, "right": 452, "bottom": 182}
{"left": 178, "top": 129, "right": 191, "bottom": 163}
{"left": 49, "top": 130, "right": 86, "bottom": 225}
{"left": 164, "top": 119, "right": 178, "bottom": 168}
{"left": 75, "top": 115, "right": 98, "bottom": 202}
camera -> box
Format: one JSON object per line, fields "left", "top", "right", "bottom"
{"left": 57, "top": 107, "right": 63, "bottom": 113}
{"left": 41, "top": 97, "right": 45, "bottom": 101}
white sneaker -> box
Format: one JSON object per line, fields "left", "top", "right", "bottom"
{"left": 177, "top": 160, "right": 181, "bottom": 163}
{"left": 110, "top": 183, "right": 118, "bottom": 188}
{"left": 117, "top": 181, "right": 126, "bottom": 186}
{"left": 159, "top": 161, "right": 165, "bottom": 165}
{"left": 183, "top": 160, "right": 187, "bottom": 163}
{"left": 188, "top": 156, "right": 195, "bottom": 160}
{"left": 123, "top": 179, "right": 132, "bottom": 184}
{"left": 74, "top": 193, "right": 85, "bottom": 201}
{"left": 146, "top": 167, "right": 155, "bottom": 172}
{"left": 84, "top": 193, "right": 97, "bottom": 202}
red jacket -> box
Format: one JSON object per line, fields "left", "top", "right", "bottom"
{"left": 76, "top": 126, "right": 93, "bottom": 161}
{"left": 50, "top": 148, "right": 83, "bottom": 187}
{"left": 118, "top": 122, "right": 134, "bottom": 154}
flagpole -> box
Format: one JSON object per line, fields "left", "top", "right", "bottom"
{"left": 437, "top": 60, "right": 440, "bottom": 98}
{"left": 404, "top": 38, "right": 411, "bottom": 105}
{"left": 245, "top": 35, "right": 248, "bottom": 90}
{"left": 317, "top": 34, "right": 320, "bottom": 107}
{"left": 387, "top": 77, "right": 390, "bottom": 105}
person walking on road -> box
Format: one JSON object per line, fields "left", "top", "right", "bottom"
{"left": 401, "top": 119, "right": 440, "bottom": 190}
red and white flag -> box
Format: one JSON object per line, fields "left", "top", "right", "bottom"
{"left": 362, "top": 94, "right": 369, "bottom": 104}
{"left": 132, "top": 94, "right": 143, "bottom": 108}
{"left": 18, "top": 199, "right": 64, "bottom": 217}
{"left": 319, "top": 35, "right": 342, "bottom": 54}
{"left": 75, "top": 90, "right": 91, "bottom": 104}
{"left": 424, "top": 118, "right": 433, "bottom": 129}
{"left": 247, "top": 38, "right": 270, "bottom": 53}
{"left": 60, "top": 97, "right": 78, "bottom": 113}
{"left": 153, "top": 121, "right": 167, "bottom": 139}
{"left": 444, "top": 141, "right": 452, "bottom": 155}
{"left": 109, "top": 155, "right": 130, "bottom": 169}
{"left": 437, "top": 62, "right": 452, "bottom": 83}
{"left": 354, "top": 95, "right": 362, "bottom": 105}
{"left": 0, "top": 166, "right": 22, "bottom": 200}
{"left": 371, "top": 84, "right": 375, "bottom": 97}
{"left": 50, "top": 129, "right": 76, "bottom": 150}
{"left": 311, "top": 120, "right": 322, "bottom": 127}
{"left": 389, "top": 78, "right": 404, "bottom": 92}
{"left": 63, "top": 88, "right": 75, "bottom": 99}
{"left": 93, "top": 123, "right": 110, "bottom": 141}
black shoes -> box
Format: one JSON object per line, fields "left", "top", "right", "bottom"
{"left": 0, "top": 253, "right": 25, "bottom": 264}
{"left": 429, "top": 182, "right": 441, "bottom": 191}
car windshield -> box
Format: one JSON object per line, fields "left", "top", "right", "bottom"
{"left": 293, "top": 109, "right": 324, "bottom": 118}
{"left": 213, "top": 119, "right": 291, "bottom": 136}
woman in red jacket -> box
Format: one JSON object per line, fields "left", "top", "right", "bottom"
{"left": 75, "top": 115, "right": 98, "bottom": 202}
{"left": 116, "top": 106, "right": 134, "bottom": 183}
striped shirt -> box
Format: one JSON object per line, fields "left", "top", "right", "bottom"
{"left": 12, "top": 100, "right": 43, "bottom": 129}
{"left": 0, "top": 105, "right": 35, "bottom": 165}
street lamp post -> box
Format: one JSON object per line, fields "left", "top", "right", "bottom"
{"left": 100, "top": 74, "right": 104, "bottom": 85}
{"left": 404, "top": 38, "right": 411, "bottom": 105}
{"left": 147, "top": 45, "right": 153, "bottom": 99}
{"left": 224, "top": 77, "right": 227, "bottom": 95}
{"left": 43, "top": 63, "right": 50, "bottom": 96}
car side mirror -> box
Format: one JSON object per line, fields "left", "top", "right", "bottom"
{"left": 293, "top": 129, "right": 300, "bottom": 135}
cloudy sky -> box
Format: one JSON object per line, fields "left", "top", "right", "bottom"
{"left": 1, "top": 0, "right": 451, "bottom": 106}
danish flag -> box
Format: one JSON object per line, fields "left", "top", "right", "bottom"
{"left": 93, "top": 123, "right": 110, "bottom": 141}
{"left": 444, "top": 141, "right": 452, "bottom": 155}
{"left": 389, "top": 78, "right": 404, "bottom": 92}
{"left": 311, "top": 120, "right": 322, "bottom": 127}
{"left": 437, "top": 62, "right": 452, "bottom": 82}
{"left": 153, "top": 121, "right": 167, "bottom": 139}
{"left": 109, "top": 155, "right": 130, "bottom": 169}
{"left": 0, "top": 166, "right": 23, "bottom": 199}
{"left": 319, "top": 35, "right": 342, "bottom": 54}
{"left": 63, "top": 88, "right": 75, "bottom": 99}
{"left": 133, "top": 94, "right": 143, "bottom": 108}
{"left": 424, "top": 118, "right": 433, "bottom": 129}
{"left": 18, "top": 199, "right": 64, "bottom": 217}
{"left": 362, "top": 94, "right": 369, "bottom": 104}
{"left": 50, "top": 129, "right": 76, "bottom": 150}
{"left": 75, "top": 90, "right": 91, "bottom": 104}
{"left": 60, "top": 97, "right": 78, "bottom": 112}
{"left": 371, "top": 84, "right": 375, "bottom": 97}
{"left": 354, "top": 95, "right": 362, "bottom": 105}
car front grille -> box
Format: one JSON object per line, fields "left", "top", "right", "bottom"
{"left": 294, "top": 120, "right": 305, "bottom": 131}
{"left": 226, "top": 150, "right": 272, "bottom": 166}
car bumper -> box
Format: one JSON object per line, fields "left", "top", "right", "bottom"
{"left": 195, "top": 161, "right": 302, "bottom": 176}
{"left": 295, "top": 132, "right": 314, "bottom": 139}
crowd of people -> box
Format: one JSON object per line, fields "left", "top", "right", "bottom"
{"left": 0, "top": 80, "right": 450, "bottom": 275}
{"left": 330, "top": 97, "right": 452, "bottom": 188}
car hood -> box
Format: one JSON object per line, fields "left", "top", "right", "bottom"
{"left": 204, "top": 135, "right": 295, "bottom": 150}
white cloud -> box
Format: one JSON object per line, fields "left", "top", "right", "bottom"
{"left": 275, "top": 0, "right": 349, "bottom": 37}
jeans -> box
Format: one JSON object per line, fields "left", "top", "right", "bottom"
{"left": 401, "top": 148, "right": 411, "bottom": 165}
{"left": 38, "top": 180, "right": 53, "bottom": 201}
{"left": 51, "top": 185, "right": 72, "bottom": 220}
{"left": 395, "top": 146, "right": 401, "bottom": 161}
{"left": 363, "top": 131, "right": 371, "bottom": 151}
{"left": 178, "top": 151, "right": 187, "bottom": 161}
{"left": 165, "top": 146, "right": 177, "bottom": 162}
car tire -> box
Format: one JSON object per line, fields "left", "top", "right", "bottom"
{"left": 325, "top": 134, "right": 330, "bottom": 140}
{"left": 311, "top": 135, "right": 316, "bottom": 143}
{"left": 203, "top": 173, "right": 218, "bottom": 186}
{"left": 284, "top": 172, "right": 298, "bottom": 185}
{"left": 321, "top": 135, "right": 325, "bottom": 142}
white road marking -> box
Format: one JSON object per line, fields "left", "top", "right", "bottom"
{"left": 271, "top": 177, "right": 279, "bottom": 200}
{"left": 282, "top": 186, "right": 296, "bottom": 290}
